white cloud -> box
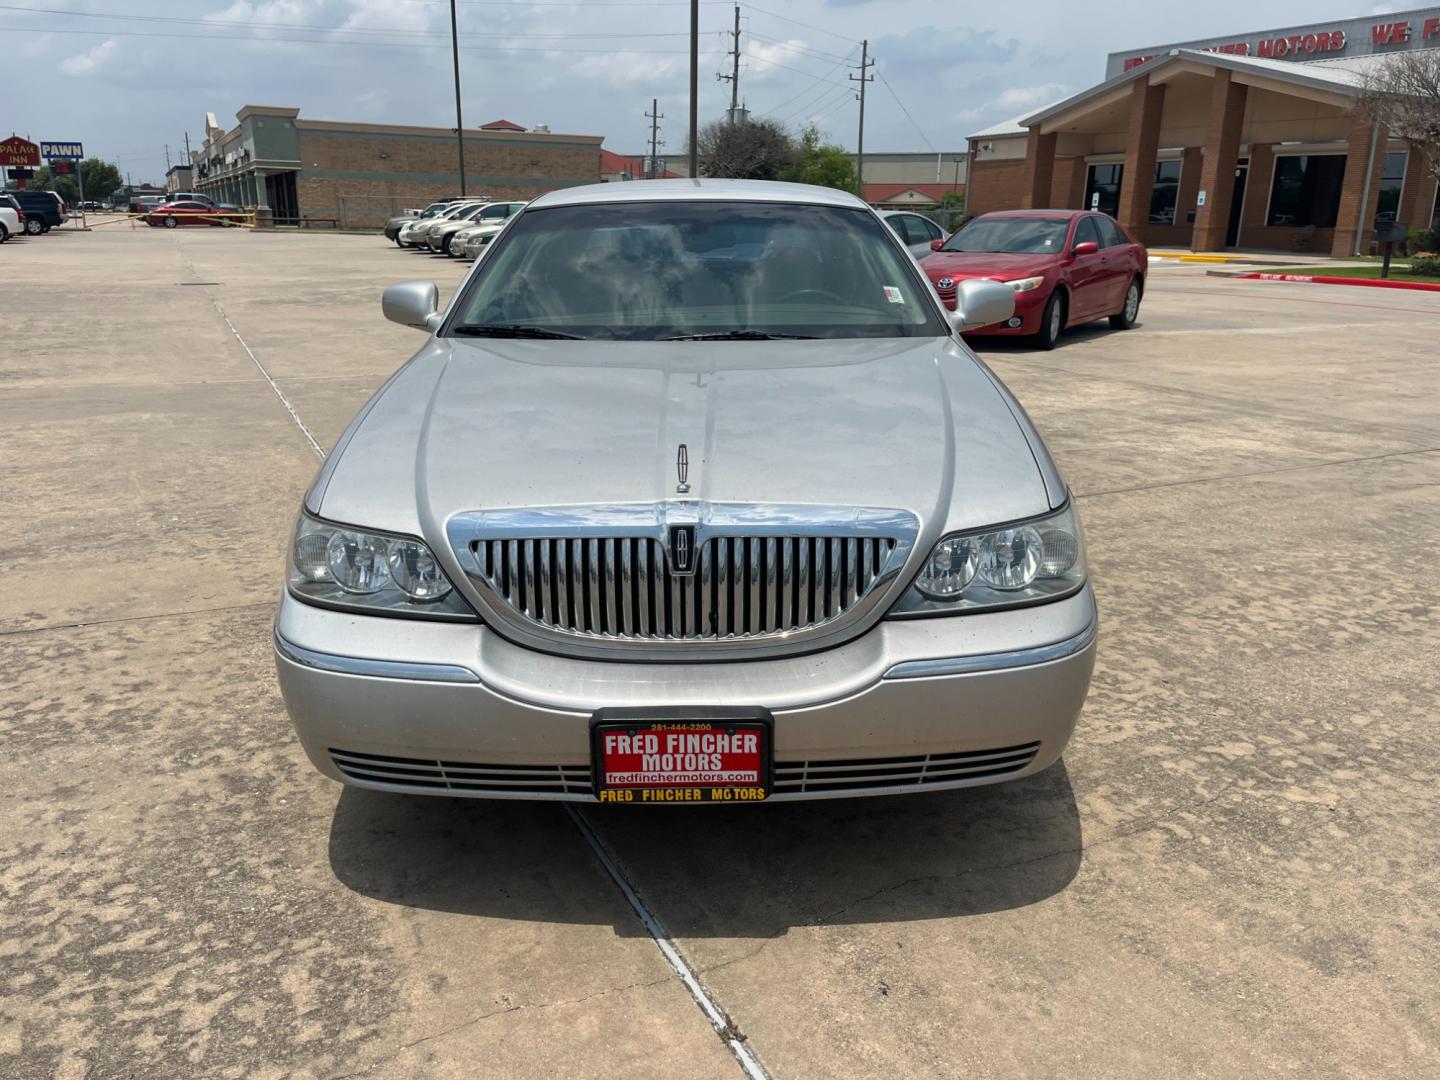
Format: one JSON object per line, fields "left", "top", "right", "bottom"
{"left": 990, "top": 83, "right": 1069, "bottom": 110}
{"left": 570, "top": 52, "right": 685, "bottom": 87}
{"left": 60, "top": 39, "right": 118, "bottom": 75}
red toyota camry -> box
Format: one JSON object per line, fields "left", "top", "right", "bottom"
{"left": 920, "top": 210, "right": 1147, "bottom": 349}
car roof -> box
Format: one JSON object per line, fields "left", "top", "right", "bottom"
{"left": 528, "top": 178, "right": 870, "bottom": 211}
{"left": 978, "top": 209, "right": 1086, "bottom": 219}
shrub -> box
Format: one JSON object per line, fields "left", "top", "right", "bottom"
{"left": 1407, "top": 252, "right": 1440, "bottom": 276}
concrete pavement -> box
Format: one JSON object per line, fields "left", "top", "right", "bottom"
{"left": 1, "top": 226, "right": 1436, "bottom": 1078}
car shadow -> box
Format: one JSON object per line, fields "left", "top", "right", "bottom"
{"left": 328, "top": 760, "right": 1082, "bottom": 938}
{"left": 968, "top": 321, "right": 1142, "bottom": 355}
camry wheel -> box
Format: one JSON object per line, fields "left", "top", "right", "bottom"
{"left": 25, "top": 217, "right": 43, "bottom": 235}
{"left": 1035, "top": 291, "right": 1064, "bottom": 351}
{"left": 1110, "top": 277, "right": 1142, "bottom": 329}
{"left": 163, "top": 215, "right": 179, "bottom": 229}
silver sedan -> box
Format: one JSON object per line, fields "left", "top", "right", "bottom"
{"left": 274, "top": 180, "right": 1096, "bottom": 804}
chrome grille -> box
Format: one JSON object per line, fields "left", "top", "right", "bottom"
{"left": 469, "top": 533, "right": 897, "bottom": 640}
{"left": 774, "top": 742, "right": 1040, "bottom": 794}
{"left": 331, "top": 748, "right": 592, "bottom": 796}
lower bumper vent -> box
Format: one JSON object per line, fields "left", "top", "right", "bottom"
{"left": 330, "top": 748, "right": 592, "bottom": 796}
{"left": 773, "top": 742, "right": 1040, "bottom": 794}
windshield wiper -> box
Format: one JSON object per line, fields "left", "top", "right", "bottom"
{"left": 661, "top": 329, "right": 818, "bottom": 341}
{"left": 452, "top": 324, "right": 584, "bottom": 340}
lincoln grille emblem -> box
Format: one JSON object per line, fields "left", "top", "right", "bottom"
{"left": 668, "top": 524, "right": 697, "bottom": 575}
{"left": 676, "top": 443, "right": 690, "bottom": 494}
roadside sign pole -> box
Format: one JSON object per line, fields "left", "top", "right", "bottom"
{"left": 76, "top": 159, "right": 87, "bottom": 228}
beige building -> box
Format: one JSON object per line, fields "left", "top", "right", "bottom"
{"left": 967, "top": 9, "right": 1440, "bottom": 253}
{"left": 192, "top": 106, "right": 603, "bottom": 227}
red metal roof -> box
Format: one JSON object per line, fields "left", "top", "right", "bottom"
{"left": 480, "top": 119, "right": 527, "bottom": 132}
{"left": 600, "top": 148, "right": 680, "bottom": 178}
{"left": 863, "top": 182, "right": 965, "bottom": 205}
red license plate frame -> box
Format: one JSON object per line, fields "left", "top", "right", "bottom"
{"left": 591, "top": 709, "right": 773, "bottom": 805}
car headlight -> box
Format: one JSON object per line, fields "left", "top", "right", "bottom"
{"left": 288, "top": 512, "right": 478, "bottom": 620}
{"left": 1005, "top": 276, "right": 1046, "bottom": 293}
{"left": 890, "top": 502, "right": 1086, "bottom": 616}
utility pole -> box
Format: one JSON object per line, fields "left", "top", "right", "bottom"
{"left": 718, "top": 4, "right": 741, "bottom": 120}
{"left": 850, "top": 41, "right": 874, "bottom": 194}
{"left": 449, "top": 0, "right": 466, "bottom": 195}
{"left": 688, "top": 0, "right": 699, "bottom": 177}
{"left": 645, "top": 98, "right": 664, "bottom": 179}
{"left": 164, "top": 144, "right": 172, "bottom": 172}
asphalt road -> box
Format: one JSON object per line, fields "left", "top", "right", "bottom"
{"left": 2, "top": 223, "right": 1437, "bottom": 1079}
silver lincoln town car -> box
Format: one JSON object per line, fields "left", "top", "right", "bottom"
{"left": 274, "top": 179, "right": 1097, "bottom": 804}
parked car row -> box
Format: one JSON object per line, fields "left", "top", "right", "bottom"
{"left": 0, "top": 190, "right": 68, "bottom": 239}
{"left": 386, "top": 197, "right": 528, "bottom": 260}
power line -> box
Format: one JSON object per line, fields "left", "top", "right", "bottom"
{"left": 741, "top": 2, "right": 860, "bottom": 46}
{"left": 742, "top": 52, "right": 851, "bottom": 87}
{"left": 758, "top": 45, "right": 858, "bottom": 118}
{"left": 876, "top": 70, "right": 935, "bottom": 152}
{"left": 0, "top": 23, "right": 720, "bottom": 54}
{"left": 0, "top": 4, "right": 697, "bottom": 40}
{"left": 744, "top": 30, "right": 855, "bottom": 65}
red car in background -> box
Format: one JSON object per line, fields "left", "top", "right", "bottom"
{"left": 145, "top": 200, "right": 245, "bottom": 228}
{"left": 920, "top": 210, "right": 1146, "bottom": 349}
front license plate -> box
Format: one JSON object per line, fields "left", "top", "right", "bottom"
{"left": 591, "top": 711, "right": 772, "bottom": 804}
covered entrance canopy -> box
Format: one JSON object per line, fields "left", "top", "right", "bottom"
{"left": 968, "top": 47, "right": 1440, "bottom": 255}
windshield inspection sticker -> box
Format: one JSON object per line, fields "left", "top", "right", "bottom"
{"left": 883, "top": 286, "right": 904, "bottom": 304}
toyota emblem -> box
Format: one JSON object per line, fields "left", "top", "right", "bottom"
{"left": 937, "top": 277, "right": 955, "bottom": 289}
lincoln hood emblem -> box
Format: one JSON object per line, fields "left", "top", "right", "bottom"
{"left": 676, "top": 443, "right": 690, "bottom": 494}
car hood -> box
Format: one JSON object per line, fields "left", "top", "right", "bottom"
{"left": 921, "top": 251, "right": 1059, "bottom": 281}
{"left": 312, "top": 336, "right": 1058, "bottom": 558}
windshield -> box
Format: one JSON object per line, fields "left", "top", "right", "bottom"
{"left": 449, "top": 200, "right": 946, "bottom": 341}
{"left": 941, "top": 216, "right": 1071, "bottom": 254}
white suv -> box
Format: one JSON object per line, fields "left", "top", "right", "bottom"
{"left": 0, "top": 194, "right": 21, "bottom": 242}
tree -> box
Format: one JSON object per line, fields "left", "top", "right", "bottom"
{"left": 938, "top": 189, "right": 966, "bottom": 213}
{"left": 1358, "top": 50, "right": 1440, "bottom": 190}
{"left": 695, "top": 116, "right": 797, "bottom": 181}
{"left": 77, "top": 158, "right": 123, "bottom": 203}
{"left": 15, "top": 158, "right": 122, "bottom": 203}
{"left": 779, "top": 125, "right": 857, "bottom": 193}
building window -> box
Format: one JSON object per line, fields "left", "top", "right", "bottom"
{"left": 1085, "top": 163, "right": 1123, "bottom": 217}
{"left": 1150, "top": 160, "right": 1181, "bottom": 224}
{"left": 1375, "top": 151, "right": 1407, "bottom": 223}
{"left": 1267, "top": 155, "right": 1346, "bottom": 228}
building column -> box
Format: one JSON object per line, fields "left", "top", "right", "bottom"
{"left": 1175, "top": 147, "right": 1203, "bottom": 232}
{"left": 1332, "top": 118, "right": 1388, "bottom": 257}
{"left": 1240, "top": 143, "right": 1275, "bottom": 243}
{"left": 1191, "top": 70, "right": 1247, "bottom": 251}
{"left": 1021, "top": 128, "right": 1057, "bottom": 209}
{"left": 1117, "top": 77, "right": 1165, "bottom": 244}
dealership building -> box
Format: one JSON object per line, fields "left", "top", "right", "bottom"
{"left": 191, "top": 106, "right": 603, "bottom": 227}
{"left": 966, "top": 8, "right": 1440, "bottom": 253}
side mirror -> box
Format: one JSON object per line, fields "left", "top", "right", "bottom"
{"left": 930, "top": 239, "right": 944, "bottom": 251}
{"left": 382, "top": 281, "right": 442, "bottom": 332}
{"left": 1071, "top": 240, "right": 1099, "bottom": 257}
{"left": 950, "top": 278, "right": 1015, "bottom": 332}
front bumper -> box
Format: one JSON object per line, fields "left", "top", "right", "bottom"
{"left": 274, "top": 584, "right": 1097, "bottom": 802}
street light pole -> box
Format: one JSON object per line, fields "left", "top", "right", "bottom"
{"left": 449, "top": 0, "right": 466, "bottom": 196}
{"left": 688, "top": 0, "right": 699, "bottom": 177}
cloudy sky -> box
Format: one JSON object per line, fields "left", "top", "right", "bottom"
{"left": 3, "top": 0, "right": 1415, "bottom": 184}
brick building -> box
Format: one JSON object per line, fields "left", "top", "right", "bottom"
{"left": 966, "top": 8, "right": 1440, "bottom": 254}
{"left": 192, "top": 106, "right": 603, "bottom": 228}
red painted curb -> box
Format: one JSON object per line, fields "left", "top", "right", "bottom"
{"left": 1234, "top": 272, "right": 1440, "bottom": 293}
